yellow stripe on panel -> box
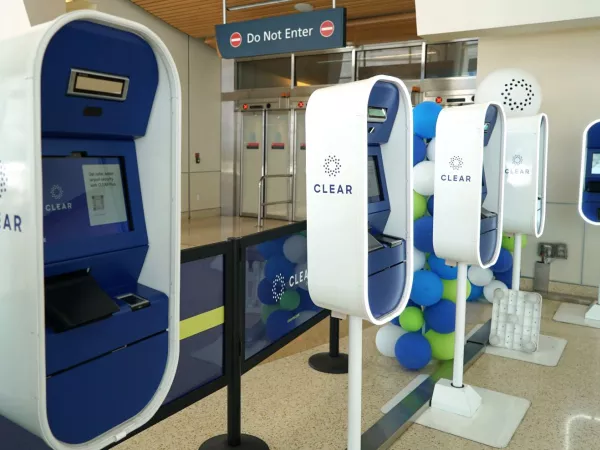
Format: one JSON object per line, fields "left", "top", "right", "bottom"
{"left": 179, "top": 306, "right": 225, "bottom": 341}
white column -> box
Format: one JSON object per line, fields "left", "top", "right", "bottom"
{"left": 347, "top": 315, "right": 363, "bottom": 450}
{"left": 452, "top": 262, "right": 469, "bottom": 388}
{"left": 512, "top": 233, "right": 522, "bottom": 290}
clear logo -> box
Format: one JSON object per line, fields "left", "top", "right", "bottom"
{"left": 0, "top": 160, "right": 7, "bottom": 199}
{"left": 449, "top": 156, "right": 464, "bottom": 171}
{"left": 512, "top": 154, "right": 523, "bottom": 166}
{"left": 50, "top": 184, "right": 64, "bottom": 200}
{"left": 442, "top": 155, "right": 471, "bottom": 182}
{"left": 323, "top": 155, "right": 342, "bottom": 177}
{"left": 272, "top": 273, "right": 286, "bottom": 303}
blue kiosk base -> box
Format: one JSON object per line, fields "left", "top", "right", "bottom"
{"left": 199, "top": 434, "right": 269, "bottom": 450}
{"left": 308, "top": 316, "right": 348, "bottom": 375}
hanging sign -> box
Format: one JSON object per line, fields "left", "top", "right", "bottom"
{"left": 216, "top": 8, "right": 346, "bottom": 59}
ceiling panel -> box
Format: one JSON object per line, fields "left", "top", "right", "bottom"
{"left": 132, "top": 0, "right": 417, "bottom": 44}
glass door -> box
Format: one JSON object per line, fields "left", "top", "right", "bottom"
{"left": 264, "top": 110, "right": 292, "bottom": 219}
{"left": 240, "top": 111, "right": 265, "bottom": 216}
{"left": 293, "top": 109, "right": 306, "bottom": 221}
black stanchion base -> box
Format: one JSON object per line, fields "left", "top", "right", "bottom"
{"left": 308, "top": 352, "right": 349, "bottom": 374}
{"left": 199, "top": 434, "right": 269, "bottom": 450}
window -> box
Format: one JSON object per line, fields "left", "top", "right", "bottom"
{"left": 294, "top": 52, "right": 353, "bottom": 86}
{"left": 425, "top": 40, "right": 478, "bottom": 79}
{"left": 357, "top": 46, "right": 422, "bottom": 81}
{"left": 236, "top": 57, "right": 292, "bottom": 90}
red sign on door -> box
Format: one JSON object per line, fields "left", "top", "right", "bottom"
{"left": 230, "top": 32, "right": 242, "bottom": 48}
{"left": 320, "top": 20, "right": 335, "bottom": 38}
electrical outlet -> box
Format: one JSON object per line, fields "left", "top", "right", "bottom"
{"left": 538, "top": 243, "right": 568, "bottom": 260}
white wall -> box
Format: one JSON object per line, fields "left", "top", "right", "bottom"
{"left": 96, "top": 0, "right": 222, "bottom": 216}
{"left": 478, "top": 28, "right": 600, "bottom": 286}
{"left": 23, "top": 0, "right": 64, "bottom": 25}
{"left": 416, "top": 0, "right": 600, "bottom": 41}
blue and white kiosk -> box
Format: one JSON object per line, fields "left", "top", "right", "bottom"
{"left": 306, "top": 76, "right": 413, "bottom": 450}
{"left": 554, "top": 120, "right": 600, "bottom": 327}
{"left": 415, "top": 102, "right": 531, "bottom": 448}
{"left": 0, "top": 10, "right": 180, "bottom": 450}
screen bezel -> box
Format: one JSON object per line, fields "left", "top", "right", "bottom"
{"left": 367, "top": 146, "right": 390, "bottom": 214}
{"left": 367, "top": 155, "right": 384, "bottom": 203}
{"left": 43, "top": 138, "right": 148, "bottom": 265}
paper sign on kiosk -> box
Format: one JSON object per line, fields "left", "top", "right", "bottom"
{"left": 83, "top": 164, "right": 128, "bottom": 226}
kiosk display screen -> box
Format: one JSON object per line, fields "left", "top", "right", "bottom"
{"left": 592, "top": 153, "right": 600, "bottom": 174}
{"left": 43, "top": 157, "right": 131, "bottom": 244}
{"left": 368, "top": 156, "right": 384, "bottom": 203}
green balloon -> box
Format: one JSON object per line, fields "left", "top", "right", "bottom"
{"left": 425, "top": 330, "right": 455, "bottom": 360}
{"left": 441, "top": 278, "right": 471, "bottom": 303}
{"left": 414, "top": 191, "right": 427, "bottom": 220}
{"left": 280, "top": 290, "right": 301, "bottom": 311}
{"left": 298, "top": 231, "right": 307, "bottom": 237}
{"left": 261, "top": 304, "right": 280, "bottom": 323}
{"left": 502, "top": 234, "right": 528, "bottom": 252}
{"left": 399, "top": 306, "right": 424, "bottom": 332}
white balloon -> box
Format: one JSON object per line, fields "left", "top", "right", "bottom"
{"left": 413, "top": 161, "right": 435, "bottom": 196}
{"left": 375, "top": 324, "right": 407, "bottom": 358}
{"left": 426, "top": 138, "right": 436, "bottom": 161}
{"left": 468, "top": 266, "right": 494, "bottom": 287}
{"left": 413, "top": 248, "right": 426, "bottom": 272}
{"left": 483, "top": 280, "right": 508, "bottom": 303}
{"left": 475, "top": 68, "right": 542, "bottom": 118}
{"left": 283, "top": 235, "right": 307, "bottom": 263}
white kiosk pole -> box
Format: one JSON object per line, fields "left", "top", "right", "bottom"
{"left": 512, "top": 233, "right": 522, "bottom": 289}
{"left": 415, "top": 102, "right": 531, "bottom": 449}
{"left": 554, "top": 119, "right": 600, "bottom": 327}
{"left": 306, "top": 75, "right": 414, "bottom": 450}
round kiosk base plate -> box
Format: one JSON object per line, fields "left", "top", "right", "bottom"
{"left": 199, "top": 434, "right": 269, "bottom": 450}
{"left": 308, "top": 352, "right": 349, "bottom": 374}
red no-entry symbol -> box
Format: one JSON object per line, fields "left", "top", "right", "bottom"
{"left": 230, "top": 32, "right": 242, "bottom": 48}
{"left": 320, "top": 20, "right": 335, "bottom": 38}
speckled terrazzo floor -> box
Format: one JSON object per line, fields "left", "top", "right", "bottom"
{"left": 115, "top": 299, "right": 600, "bottom": 450}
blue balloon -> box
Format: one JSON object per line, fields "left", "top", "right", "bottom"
{"left": 467, "top": 284, "right": 484, "bottom": 302}
{"left": 264, "top": 255, "right": 295, "bottom": 282}
{"left": 413, "top": 135, "right": 427, "bottom": 165}
{"left": 410, "top": 270, "right": 443, "bottom": 307}
{"left": 295, "top": 288, "right": 321, "bottom": 312}
{"left": 391, "top": 316, "right": 401, "bottom": 326}
{"left": 257, "top": 238, "right": 285, "bottom": 259}
{"left": 427, "top": 195, "right": 434, "bottom": 216}
{"left": 424, "top": 299, "right": 456, "bottom": 333}
{"left": 494, "top": 269, "right": 513, "bottom": 289}
{"left": 407, "top": 299, "right": 418, "bottom": 308}
{"left": 491, "top": 248, "right": 513, "bottom": 273}
{"left": 428, "top": 254, "right": 458, "bottom": 280}
{"left": 413, "top": 102, "right": 443, "bottom": 139}
{"left": 265, "top": 309, "right": 295, "bottom": 341}
{"left": 414, "top": 216, "right": 434, "bottom": 253}
{"left": 395, "top": 332, "right": 432, "bottom": 370}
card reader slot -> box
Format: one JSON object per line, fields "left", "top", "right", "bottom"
{"left": 45, "top": 271, "right": 120, "bottom": 333}
{"left": 376, "top": 234, "right": 404, "bottom": 248}
{"left": 586, "top": 181, "right": 600, "bottom": 193}
{"left": 368, "top": 233, "right": 384, "bottom": 252}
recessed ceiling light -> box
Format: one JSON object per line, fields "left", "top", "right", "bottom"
{"left": 295, "top": 3, "right": 314, "bottom": 12}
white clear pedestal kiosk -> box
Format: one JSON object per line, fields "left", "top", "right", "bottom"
{"left": 0, "top": 10, "right": 180, "bottom": 450}
{"left": 554, "top": 120, "right": 600, "bottom": 328}
{"left": 414, "top": 103, "right": 531, "bottom": 449}
{"left": 306, "top": 75, "right": 413, "bottom": 450}
{"left": 476, "top": 69, "right": 566, "bottom": 366}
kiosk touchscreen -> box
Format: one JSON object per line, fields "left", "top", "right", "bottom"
{"left": 307, "top": 76, "right": 413, "bottom": 450}
{"left": 0, "top": 10, "right": 180, "bottom": 450}
{"left": 579, "top": 121, "right": 600, "bottom": 224}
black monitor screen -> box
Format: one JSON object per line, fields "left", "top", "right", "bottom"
{"left": 368, "top": 156, "right": 384, "bottom": 203}
{"left": 43, "top": 156, "right": 131, "bottom": 245}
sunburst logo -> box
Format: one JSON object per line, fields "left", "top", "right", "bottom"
{"left": 512, "top": 154, "right": 523, "bottom": 166}
{"left": 50, "top": 184, "right": 64, "bottom": 200}
{"left": 449, "top": 156, "right": 464, "bottom": 171}
{"left": 323, "top": 155, "right": 342, "bottom": 177}
{"left": 0, "top": 160, "right": 6, "bottom": 199}
{"left": 271, "top": 273, "right": 286, "bottom": 303}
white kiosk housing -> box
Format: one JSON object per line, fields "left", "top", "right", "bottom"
{"left": 476, "top": 69, "right": 566, "bottom": 366}
{"left": 555, "top": 120, "right": 600, "bottom": 327}
{"left": 0, "top": 10, "right": 180, "bottom": 450}
{"left": 307, "top": 75, "right": 413, "bottom": 450}
{"left": 415, "top": 102, "right": 531, "bottom": 449}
